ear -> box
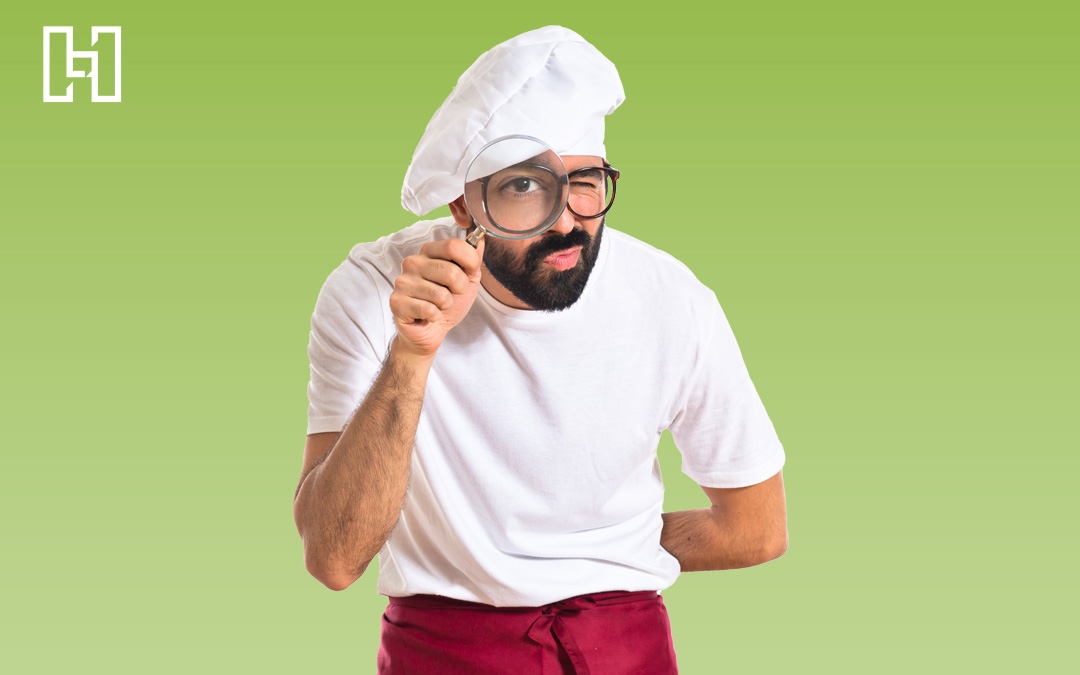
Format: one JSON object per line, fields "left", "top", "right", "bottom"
{"left": 447, "top": 196, "right": 472, "bottom": 230}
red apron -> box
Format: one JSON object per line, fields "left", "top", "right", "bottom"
{"left": 377, "top": 589, "right": 679, "bottom": 674}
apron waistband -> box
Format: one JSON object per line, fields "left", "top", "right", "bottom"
{"left": 386, "top": 590, "right": 663, "bottom": 674}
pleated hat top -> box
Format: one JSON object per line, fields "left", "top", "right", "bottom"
{"left": 401, "top": 26, "right": 625, "bottom": 216}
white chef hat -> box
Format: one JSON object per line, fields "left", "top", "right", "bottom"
{"left": 401, "top": 25, "right": 626, "bottom": 216}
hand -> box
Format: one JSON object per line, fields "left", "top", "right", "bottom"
{"left": 389, "top": 235, "right": 486, "bottom": 358}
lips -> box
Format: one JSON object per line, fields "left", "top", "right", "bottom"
{"left": 543, "top": 246, "right": 582, "bottom": 271}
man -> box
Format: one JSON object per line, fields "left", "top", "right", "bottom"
{"left": 293, "top": 26, "right": 788, "bottom": 674}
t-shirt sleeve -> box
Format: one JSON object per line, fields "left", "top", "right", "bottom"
{"left": 306, "top": 259, "right": 390, "bottom": 435}
{"left": 667, "top": 294, "right": 786, "bottom": 488}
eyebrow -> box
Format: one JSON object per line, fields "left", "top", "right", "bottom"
{"left": 568, "top": 167, "right": 604, "bottom": 179}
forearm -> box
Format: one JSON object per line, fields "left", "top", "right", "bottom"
{"left": 294, "top": 336, "right": 433, "bottom": 589}
{"left": 660, "top": 506, "right": 788, "bottom": 572}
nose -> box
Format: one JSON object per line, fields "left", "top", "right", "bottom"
{"left": 545, "top": 199, "right": 578, "bottom": 236}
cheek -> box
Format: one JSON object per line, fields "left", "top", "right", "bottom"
{"left": 496, "top": 239, "right": 533, "bottom": 259}
{"left": 485, "top": 238, "right": 530, "bottom": 267}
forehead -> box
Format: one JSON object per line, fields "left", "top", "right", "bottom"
{"left": 560, "top": 155, "right": 605, "bottom": 171}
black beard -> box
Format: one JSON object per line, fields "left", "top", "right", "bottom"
{"left": 482, "top": 220, "right": 605, "bottom": 312}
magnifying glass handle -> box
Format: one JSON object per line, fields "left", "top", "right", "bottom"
{"left": 465, "top": 225, "right": 484, "bottom": 249}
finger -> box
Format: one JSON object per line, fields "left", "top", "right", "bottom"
{"left": 415, "top": 258, "right": 471, "bottom": 296}
{"left": 394, "top": 276, "right": 455, "bottom": 311}
{"left": 424, "top": 238, "right": 483, "bottom": 278}
{"left": 389, "top": 289, "right": 443, "bottom": 324}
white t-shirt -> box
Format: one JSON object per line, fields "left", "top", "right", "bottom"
{"left": 306, "top": 217, "right": 785, "bottom": 607}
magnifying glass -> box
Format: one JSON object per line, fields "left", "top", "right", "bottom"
{"left": 463, "top": 135, "right": 570, "bottom": 248}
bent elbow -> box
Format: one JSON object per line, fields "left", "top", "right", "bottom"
{"left": 305, "top": 557, "right": 367, "bottom": 591}
{"left": 306, "top": 557, "right": 365, "bottom": 587}
{"left": 317, "top": 572, "right": 357, "bottom": 592}
{"left": 768, "top": 529, "right": 789, "bottom": 562}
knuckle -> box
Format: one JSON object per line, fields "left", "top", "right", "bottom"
{"left": 388, "top": 291, "right": 406, "bottom": 315}
{"left": 436, "top": 288, "right": 453, "bottom": 308}
{"left": 446, "top": 238, "right": 466, "bottom": 257}
{"left": 449, "top": 269, "right": 469, "bottom": 293}
{"left": 402, "top": 254, "right": 423, "bottom": 274}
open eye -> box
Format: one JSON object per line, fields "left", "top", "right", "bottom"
{"left": 501, "top": 176, "right": 542, "bottom": 195}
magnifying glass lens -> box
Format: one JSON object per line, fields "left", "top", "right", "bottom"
{"left": 464, "top": 136, "right": 569, "bottom": 241}
{"left": 485, "top": 164, "right": 561, "bottom": 233}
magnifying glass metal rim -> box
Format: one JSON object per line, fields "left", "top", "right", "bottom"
{"left": 464, "top": 134, "right": 569, "bottom": 246}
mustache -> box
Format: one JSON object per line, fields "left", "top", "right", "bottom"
{"left": 523, "top": 227, "right": 594, "bottom": 269}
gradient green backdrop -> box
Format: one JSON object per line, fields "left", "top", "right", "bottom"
{"left": 1, "top": 1, "right": 1076, "bottom": 672}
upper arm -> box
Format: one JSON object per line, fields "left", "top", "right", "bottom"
{"left": 701, "top": 469, "right": 788, "bottom": 555}
{"left": 307, "top": 260, "right": 389, "bottom": 436}
{"left": 666, "top": 295, "right": 786, "bottom": 489}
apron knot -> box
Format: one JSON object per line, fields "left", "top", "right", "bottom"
{"left": 526, "top": 596, "right": 600, "bottom": 673}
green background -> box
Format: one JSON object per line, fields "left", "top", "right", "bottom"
{"left": 1, "top": 1, "right": 1076, "bottom": 672}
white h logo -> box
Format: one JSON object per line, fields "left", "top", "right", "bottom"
{"left": 43, "top": 26, "right": 122, "bottom": 103}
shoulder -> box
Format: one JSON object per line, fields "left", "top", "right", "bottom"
{"left": 602, "top": 226, "right": 720, "bottom": 310}
{"left": 319, "top": 217, "right": 459, "bottom": 295}
{"left": 313, "top": 217, "right": 460, "bottom": 326}
{"left": 343, "top": 217, "right": 461, "bottom": 284}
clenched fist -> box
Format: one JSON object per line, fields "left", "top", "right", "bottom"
{"left": 389, "top": 235, "right": 486, "bottom": 358}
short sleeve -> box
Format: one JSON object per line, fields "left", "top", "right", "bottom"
{"left": 306, "top": 259, "right": 390, "bottom": 435}
{"left": 668, "top": 295, "right": 786, "bottom": 488}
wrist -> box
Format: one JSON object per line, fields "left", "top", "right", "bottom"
{"left": 389, "top": 334, "right": 438, "bottom": 370}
